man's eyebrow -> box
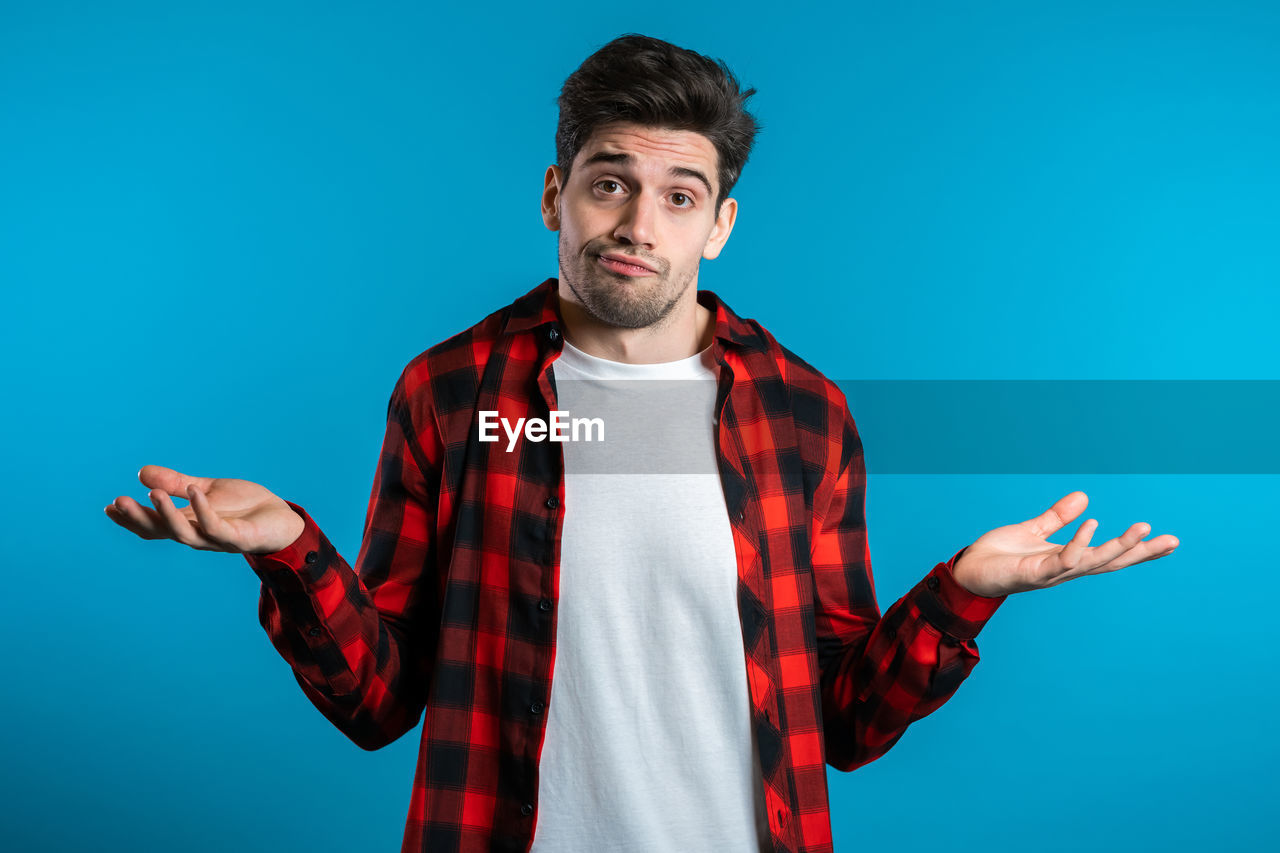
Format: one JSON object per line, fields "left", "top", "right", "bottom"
{"left": 581, "top": 151, "right": 714, "bottom": 198}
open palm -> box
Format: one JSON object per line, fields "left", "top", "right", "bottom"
{"left": 952, "top": 491, "right": 1180, "bottom": 597}
{"left": 105, "top": 464, "right": 304, "bottom": 554}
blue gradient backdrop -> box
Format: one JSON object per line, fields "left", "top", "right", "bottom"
{"left": 3, "top": 1, "right": 1276, "bottom": 851}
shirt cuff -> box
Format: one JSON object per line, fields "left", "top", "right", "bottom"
{"left": 914, "top": 546, "right": 1007, "bottom": 640}
{"left": 242, "top": 501, "right": 332, "bottom": 587}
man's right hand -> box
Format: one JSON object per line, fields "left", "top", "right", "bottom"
{"left": 105, "top": 464, "right": 306, "bottom": 555}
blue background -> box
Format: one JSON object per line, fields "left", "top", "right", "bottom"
{"left": 3, "top": 1, "right": 1276, "bottom": 850}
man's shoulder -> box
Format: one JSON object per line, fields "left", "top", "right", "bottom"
{"left": 722, "top": 306, "right": 861, "bottom": 488}
{"left": 725, "top": 306, "right": 850, "bottom": 415}
{"left": 393, "top": 279, "right": 557, "bottom": 403}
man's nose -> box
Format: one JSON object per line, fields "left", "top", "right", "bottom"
{"left": 613, "top": 191, "right": 658, "bottom": 248}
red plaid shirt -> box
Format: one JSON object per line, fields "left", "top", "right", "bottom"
{"left": 245, "top": 278, "right": 1006, "bottom": 853}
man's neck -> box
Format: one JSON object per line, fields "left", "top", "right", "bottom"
{"left": 556, "top": 285, "right": 714, "bottom": 364}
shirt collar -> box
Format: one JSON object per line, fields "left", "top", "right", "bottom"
{"left": 501, "top": 277, "right": 768, "bottom": 353}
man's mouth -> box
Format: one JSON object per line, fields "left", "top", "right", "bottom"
{"left": 596, "top": 253, "right": 658, "bottom": 277}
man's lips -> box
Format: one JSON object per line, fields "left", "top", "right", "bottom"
{"left": 596, "top": 252, "right": 658, "bottom": 276}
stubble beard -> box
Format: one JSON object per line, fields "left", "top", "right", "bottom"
{"left": 558, "top": 234, "right": 695, "bottom": 330}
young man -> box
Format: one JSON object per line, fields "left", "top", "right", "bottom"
{"left": 106, "top": 34, "right": 1179, "bottom": 853}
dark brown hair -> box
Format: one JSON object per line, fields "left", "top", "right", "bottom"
{"left": 555, "top": 34, "right": 761, "bottom": 215}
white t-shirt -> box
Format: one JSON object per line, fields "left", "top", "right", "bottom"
{"left": 529, "top": 338, "right": 771, "bottom": 852}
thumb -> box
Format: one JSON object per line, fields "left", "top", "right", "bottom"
{"left": 1025, "top": 490, "right": 1088, "bottom": 539}
{"left": 137, "top": 464, "right": 215, "bottom": 497}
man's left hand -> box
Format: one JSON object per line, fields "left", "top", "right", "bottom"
{"left": 952, "top": 491, "right": 1180, "bottom": 598}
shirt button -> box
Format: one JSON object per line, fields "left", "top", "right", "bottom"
{"left": 308, "top": 627, "right": 321, "bottom": 637}
{"left": 926, "top": 575, "right": 940, "bottom": 592}
{"left": 530, "top": 701, "right": 545, "bottom": 715}
{"left": 547, "top": 327, "right": 560, "bottom": 342}
{"left": 736, "top": 509, "right": 745, "bottom": 523}
{"left": 545, "top": 496, "right": 558, "bottom": 509}
{"left": 304, "top": 551, "right": 318, "bottom": 565}
{"left": 539, "top": 598, "right": 553, "bottom": 612}
{"left": 521, "top": 803, "right": 534, "bottom": 816}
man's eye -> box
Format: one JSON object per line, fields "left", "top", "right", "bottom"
{"left": 596, "top": 180, "right": 621, "bottom": 193}
{"left": 671, "top": 193, "right": 691, "bottom": 207}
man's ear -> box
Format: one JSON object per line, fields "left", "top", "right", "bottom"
{"left": 702, "top": 197, "right": 738, "bottom": 260}
{"left": 541, "top": 165, "right": 563, "bottom": 231}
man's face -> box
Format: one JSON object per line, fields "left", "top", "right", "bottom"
{"left": 541, "top": 122, "right": 737, "bottom": 329}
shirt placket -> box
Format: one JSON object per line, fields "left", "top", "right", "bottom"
{"left": 712, "top": 346, "right": 798, "bottom": 852}
{"left": 518, "top": 323, "right": 567, "bottom": 844}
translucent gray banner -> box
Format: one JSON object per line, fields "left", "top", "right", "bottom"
{"left": 838, "top": 379, "right": 1278, "bottom": 474}
{"left": 497, "top": 379, "right": 1279, "bottom": 474}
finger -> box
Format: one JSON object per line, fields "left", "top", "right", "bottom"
{"left": 1087, "top": 533, "right": 1180, "bottom": 575}
{"left": 148, "top": 488, "right": 218, "bottom": 550}
{"left": 186, "top": 484, "right": 241, "bottom": 551}
{"left": 104, "top": 503, "right": 132, "bottom": 531}
{"left": 1077, "top": 521, "right": 1151, "bottom": 572}
{"left": 1052, "top": 517, "right": 1099, "bottom": 579}
{"left": 138, "top": 465, "right": 216, "bottom": 499}
{"left": 107, "top": 495, "right": 170, "bottom": 539}
{"left": 1025, "top": 491, "right": 1089, "bottom": 539}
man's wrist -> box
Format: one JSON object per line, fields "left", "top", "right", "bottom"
{"left": 952, "top": 545, "right": 1006, "bottom": 599}
{"left": 914, "top": 546, "right": 1007, "bottom": 641}
{"left": 243, "top": 501, "right": 325, "bottom": 579}
{"left": 245, "top": 505, "right": 307, "bottom": 555}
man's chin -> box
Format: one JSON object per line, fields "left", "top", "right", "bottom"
{"left": 563, "top": 266, "right": 682, "bottom": 329}
{"left": 584, "top": 303, "right": 655, "bottom": 329}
